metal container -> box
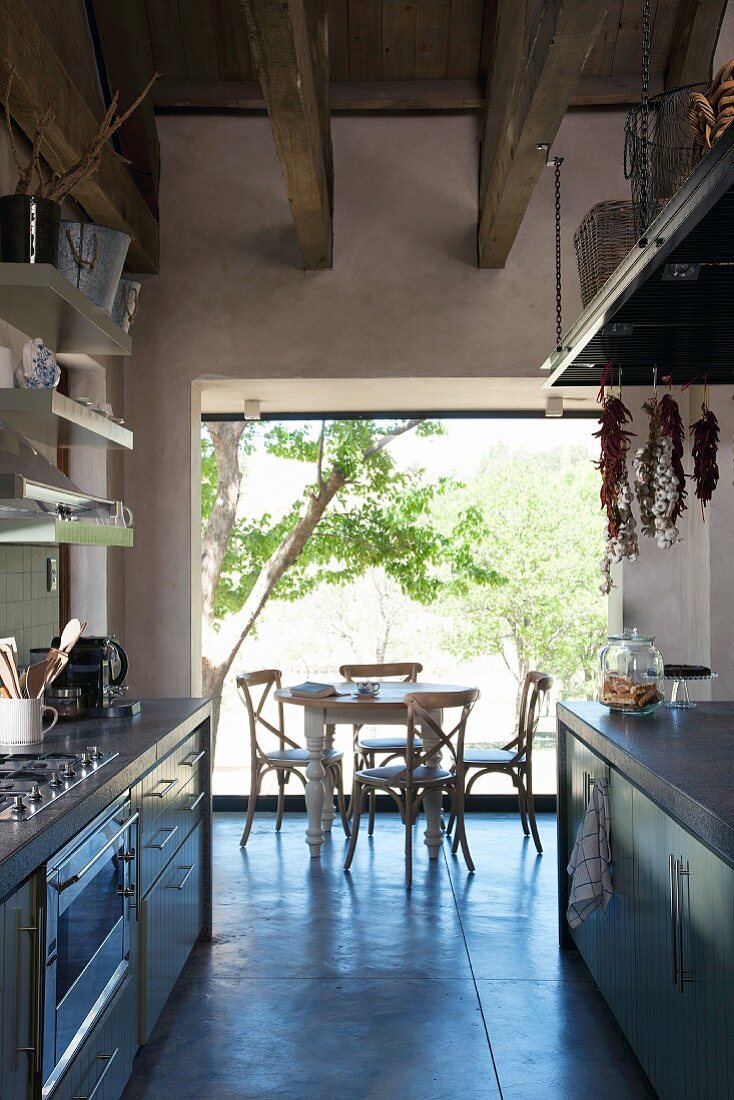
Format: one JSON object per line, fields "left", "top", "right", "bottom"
{"left": 0, "top": 194, "right": 61, "bottom": 264}
{"left": 598, "top": 629, "right": 664, "bottom": 715}
{"left": 111, "top": 276, "right": 141, "bottom": 332}
{"left": 45, "top": 685, "right": 85, "bottom": 721}
{"left": 57, "top": 221, "right": 130, "bottom": 314}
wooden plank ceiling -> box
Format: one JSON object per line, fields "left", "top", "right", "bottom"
{"left": 146, "top": 0, "right": 707, "bottom": 96}
{"left": 140, "top": 0, "right": 727, "bottom": 270}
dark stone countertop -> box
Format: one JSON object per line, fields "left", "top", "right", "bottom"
{"left": 0, "top": 698, "right": 210, "bottom": 902}
{"left": 559, "top": 701, "right": 734, "bottom": 868}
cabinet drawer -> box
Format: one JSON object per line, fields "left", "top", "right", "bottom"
{"left": 137, "top": 728, "right": 207, "bottom": 843}
{"left": 139, "top": 822, "right": 203, "bottom": 1043}
{"left": 140, "top": 769, "right": 205, "bottom": 896}
{"left": 51, "top": 975, "right": 136, "bottom": 1100}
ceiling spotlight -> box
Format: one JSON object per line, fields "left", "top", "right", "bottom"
{"left": 663, "top": 262, "right": 701, "bottom": 281}
{"left": 244, "top": 400, "right": 261, "bottom": 420}
{"left": 545, "top": 396, "right": 564, "bottom": 418}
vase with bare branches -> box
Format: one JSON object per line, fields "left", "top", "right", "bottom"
{"left": 0, "top": 68, "right": 157, "bottom": 265}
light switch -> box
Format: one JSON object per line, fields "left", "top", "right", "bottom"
{"left": 46, "top": 556, "right": 57, "bottom": 593}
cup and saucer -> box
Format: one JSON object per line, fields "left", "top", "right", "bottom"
{"left": 355, "top": 681, "right": 380, "bottom": 698}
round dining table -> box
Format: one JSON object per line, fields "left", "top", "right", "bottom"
{"left": 276, "top": 681, "right": 475, "bottom": 859}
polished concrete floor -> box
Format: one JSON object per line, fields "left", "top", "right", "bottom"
{"left": 123, "top": 811, "right": 656, "bottom": 1100}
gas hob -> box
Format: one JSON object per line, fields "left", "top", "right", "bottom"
{"left": 0, "top": 748, "right": 119, "bottom": 821}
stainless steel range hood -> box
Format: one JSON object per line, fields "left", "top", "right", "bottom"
{"left": 0, "top": 416, "right": 133, "bottom": 546}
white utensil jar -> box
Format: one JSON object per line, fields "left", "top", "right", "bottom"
{"left": 0, "top": 699, "right": 58, "bottom": 746}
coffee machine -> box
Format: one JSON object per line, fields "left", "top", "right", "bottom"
{"left": 31, "top": 636, "right": 140, "bottom": 718}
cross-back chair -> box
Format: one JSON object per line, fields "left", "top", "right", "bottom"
{"left": 237, "top": 669, "right": 350, "bottom": 846}
{"left": 339, "top": 662, "right": 423, "bottom": 834}
{"left": 447, "top": 671, "right": 552, "bottom": 854}
{"left": 344, "top": 688, "right": 479, "bottom": 888}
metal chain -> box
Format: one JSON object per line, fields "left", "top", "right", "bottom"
{"left": 639, "top": 0, "right": 652, "bottom": 234}
{"left": 553, "top": 156, "right": 564, "bottom": 350}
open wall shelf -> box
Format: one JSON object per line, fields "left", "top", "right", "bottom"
{"left": 0, "top": 390, "right": 132, "bottom": 450}
{"left": 0, "top": 264, "right": 131, "bottom": 357}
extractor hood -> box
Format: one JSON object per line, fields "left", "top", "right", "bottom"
{"left": 542, "top": 123, "right": 734, "bottom": 389}
{"left": 0, "top": 416, "right": 133, "bottom": 546}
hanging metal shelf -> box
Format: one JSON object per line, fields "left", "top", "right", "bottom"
{"left": 542, "top": 122, "right": 734, "bottom": 388}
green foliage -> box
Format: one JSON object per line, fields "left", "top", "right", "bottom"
{"left": 439, "top": 445, "right": 606, "bottom": 699}
{"left": 202, "top": 419, "right": 501, "bottom": 623}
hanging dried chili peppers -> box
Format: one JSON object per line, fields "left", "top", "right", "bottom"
{"left": 594, "top": 391, "right": 635, "bottom": 536}
{"left": 594, "top": 375, "right": 637, "bottom": 593}
{"left": 690, "top": 401, "right": 720, "bottom": 515}
{"left": 658, "top": 393, "right": 687, "bottom": 524}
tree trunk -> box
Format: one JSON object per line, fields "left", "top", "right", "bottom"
{"left": 201, "top": 422, "right": 247, "bottom": 621}
{"left": 202, "top": 419, "right": 423, "bottom": 747}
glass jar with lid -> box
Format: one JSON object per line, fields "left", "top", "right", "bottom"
{"left": 598, "top": 629, "right": 664, "bottom": 714}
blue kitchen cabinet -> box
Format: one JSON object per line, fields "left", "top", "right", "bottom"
{"left": 51, "top": 975, "right": 137, "bottom": 1100}
{"left": 564, "top": 726, "right": 734, "bottom": 1099}
{"left": 139, "top": 820, "right": 204, "bottom": 1043}
{"left": 633, "top": 787, "right": 734, "bottom": 1098}
{"left": 565, "top": 732, "right": 637, "bottom": 1046}
{"left": 1, "top": 875, "right": 41, "bottom": 1100}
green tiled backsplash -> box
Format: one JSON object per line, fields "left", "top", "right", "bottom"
{"left": 0, "top": 545, "right": 59, "bottom": 666}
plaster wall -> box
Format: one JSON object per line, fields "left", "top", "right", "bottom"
{"left": 621, "top": 387, "right": 734, "bottom": 700}
{"left": 125, "top": 108, "right": 630, "bottom": 696}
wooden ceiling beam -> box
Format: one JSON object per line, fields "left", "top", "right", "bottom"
{"left": 0, "top": 0, "right": 158, "bottom": 272}
{"left": 666, "top": 0, "right": 728, "bottom": 89}
{"left": 87, "top": 0, "right": 160, "bottom": 218}
{"left": 477, "top": 0, "right": 606, "bottom": 269}
{"left": 153, "top": 73, "right": 651, "bottom": 112}
{"left": 240, "top": 0, "right": 332, "bottom": 270}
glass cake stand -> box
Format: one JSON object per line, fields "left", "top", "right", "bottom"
{"left": 664, "top": 671, "right": 718, "bottom": 710}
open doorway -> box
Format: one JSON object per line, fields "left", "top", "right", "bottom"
{"left": 201, "top": 414, "right": 605, "bottom": 801}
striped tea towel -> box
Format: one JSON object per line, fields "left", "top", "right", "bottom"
{"left": 566, "top": 777, "right": 613, "bottom": 929}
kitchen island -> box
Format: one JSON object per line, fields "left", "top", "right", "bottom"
{"left": 558, "top": 702, "right": 734, "bottom": 1100}
{"left": 0, "top": 698, "right": 211, "bottom": 1100}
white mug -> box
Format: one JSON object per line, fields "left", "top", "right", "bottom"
{"left": 0, "top": 346, "right": 13, "bottom": 388}
{"left": 0, "top": 699, "right": 58, "bottom": 747}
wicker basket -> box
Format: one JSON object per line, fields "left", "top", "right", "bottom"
{"left": 624, "top": 86, "right": 704, "bottom": 237}
{"left": 573, "top": 201, "right": 636, "bottom": 309}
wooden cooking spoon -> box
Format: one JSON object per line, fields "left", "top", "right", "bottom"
{"left": 58, "top": 618, "right": 86, "bottom": 654}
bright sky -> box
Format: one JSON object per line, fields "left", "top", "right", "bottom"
{"left": 389, "top": 416, "right": 599, "bottom": 477}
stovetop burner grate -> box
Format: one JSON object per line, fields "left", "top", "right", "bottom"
{"left": 0, "top": 748, "right": 119, "bottom": 822}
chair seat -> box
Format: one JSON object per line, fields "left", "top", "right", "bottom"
{"left": 464, "top": 748, "right": 525, "bottom": 766}
{"left": 357, "top": 764, "right": 453, "bottom": 788}
{"left": 358, "top": 736, "right": 423, "bottom": 752}
{"left": 264, "top": 748, "right": 343, "bottom": 765}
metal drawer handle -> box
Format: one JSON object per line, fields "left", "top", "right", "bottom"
{"left": 146, "top": 777, "right": 179, "bottom": 798}
{"left": 188, "top": 790, "right": 206, "bottom": 812}
{"left": 165, "top": 864, "right": 194, "bottom": 891}
{"left": 669, "top": 854, "right": 678, "bottom": 986}
{"left": 53, "top": 813, "right": 139, "bottom": 892}
{"left": 72, "top": 1048, "right": 119, "bottom": 1100}
{"left": 16, "top": 908, "right": 44, "bottom": 1072}
{"left": 677, "top": 858, "right": 692, "bottom": 992}
{"left": 146, "top": 825, "right": 178, "bottom": 851}
{"left": 182, "top": 749, "right": 205, "bottom": 768}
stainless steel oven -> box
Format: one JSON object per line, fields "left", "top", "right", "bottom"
{"left": 42, "top": 793, "right": 138, "bottom": 1095}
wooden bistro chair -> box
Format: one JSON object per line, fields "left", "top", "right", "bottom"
{"left": 344, "top": 689, "right": 479, "bottom": 888}
{"left": 339, "top": 662, "right": 423, "bottom": 834}
{"left": 237, "top": 669, "right": 350, "bottom": 847}
{"left": 448, "top": 671, "right": 553, "bottom": 855}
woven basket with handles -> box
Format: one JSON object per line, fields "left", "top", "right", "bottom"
{"left": 573, "top": 200, "right": 636, "bottom": 309}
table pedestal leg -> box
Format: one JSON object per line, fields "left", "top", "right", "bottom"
{"left": 304, "top": 708, "right": 326, "bottom": 857}
{"left": 322, "top": 723, "right": 336, "bottom": 832}
{"left": 421, "top": 711, "right": 443, "bottom": 860}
